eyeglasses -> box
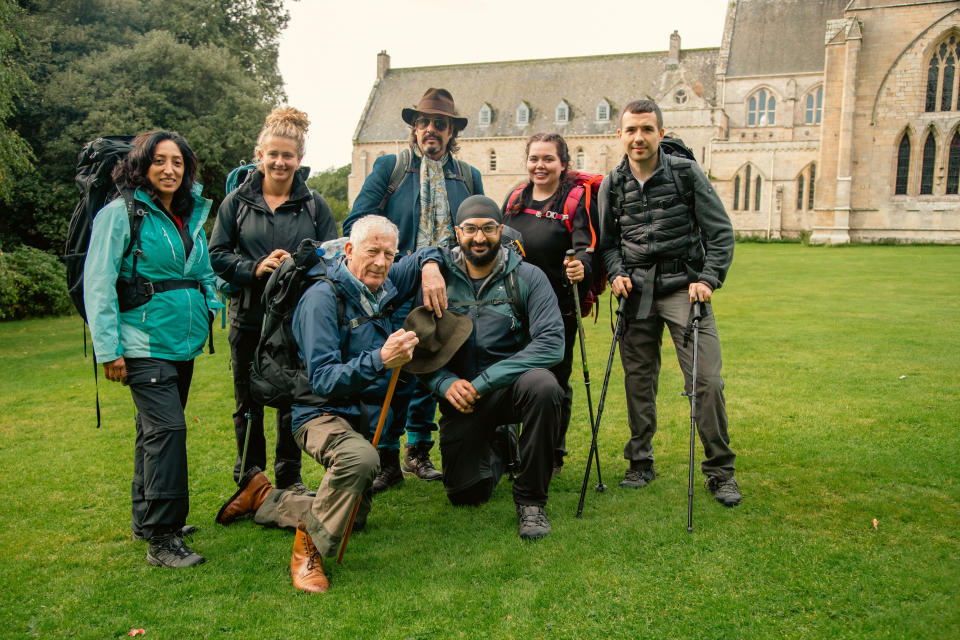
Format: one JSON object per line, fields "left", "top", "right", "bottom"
{"left": 414, "top": 116, "right": 450, "bottom": 131}
{"left": 458, "top": 223, "right": 500, "bottom": 237}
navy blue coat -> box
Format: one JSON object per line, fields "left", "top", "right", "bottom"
{"left": 345, "top": 151, "right": 484, "bottom": 254}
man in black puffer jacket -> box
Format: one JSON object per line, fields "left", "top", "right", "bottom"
{"left": 597, "top": 99, "right": 741, "bottom": 507}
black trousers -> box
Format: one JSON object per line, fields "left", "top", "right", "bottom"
{"left": 549, "top": 312, "right": 578, "bottom": 467}
{"left": 228, "top": 325, "right": 302, "bottom": 486}
{"left": 438, "top": 368, "right": 562, "bottom": 508}
{"left": 126, "top": 357, "right": 193, "bottom": 540}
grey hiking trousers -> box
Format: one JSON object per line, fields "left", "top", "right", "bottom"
{"left": 619, "top": 289, "right": 736, "bottom": 480}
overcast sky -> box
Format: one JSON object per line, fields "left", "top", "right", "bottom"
{"left": 277, "top": 0, "right": 729, "bottom": 172}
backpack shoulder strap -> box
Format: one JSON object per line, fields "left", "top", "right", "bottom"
{"left": 304, "top": 192, "right": 320, "bottom": 238}
{"left": 377, "top": 148, "right": 413, "bottom": 212}
{"left": 455, "top": 159, "right": 475, "bottom": 195}
{"left": 668, "top": 157, "right": 696, "bottom": 211}
{"left": 505, "top": 269, "right": 529, "bottom": 342}
{"left": 506, "top": 184, "right": 525, "bottom": 214}
{"left": 561, "top": 185, "right": 585, "bottom": 234}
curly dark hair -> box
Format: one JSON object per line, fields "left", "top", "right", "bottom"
{"left": 506, "top": 133, "right": 576, "bottom": 216}
{"left": 408, "top": 115, "right": 461, "bottom": 156}
{"left": 113, "top": 130, "right": 199, "bottom": 219}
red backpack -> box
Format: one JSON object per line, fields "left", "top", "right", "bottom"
{"left": 506, "top": 171, "right": 607, "bottom": 318}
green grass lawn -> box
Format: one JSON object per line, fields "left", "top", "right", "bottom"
{"left": 0, "top": 244, "right": 958, "bottom": 639}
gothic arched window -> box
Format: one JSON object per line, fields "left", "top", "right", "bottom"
{"left": 921, "top": 133, "right": 936, "bottom": 194}
{"left": 947, "top": 131, "right": 960, "bottom": 194}
{"left": 733, "top": 176, "right": 740, "bottom": 210}
{"left": 797, "top": 164, "right": 816, "bottom": 210}
{"left": 747, "top": 89, "right": 776, "bottom": 126}
{"left": 576, "top": 148, "right": 585, "bottom": 170}
{"left": 755, "top": 176, "right": 762, "bottom": 210}
{"left": 926, "top": 35, "right": 960, "bottom": 112}
{"left": 797, "top": 175, "right": 805, "bottom": 209}
{"left": 808, "top": 163, "right": 816, "bottom": 209}
{"left": 805, "top": 87, "right": 823, "bottom": 124}
{"left": 895, "top": 134, "right": 911, "bottom": 195}
{"left": 744, "top": 165, "right": 752, "bottom": 207}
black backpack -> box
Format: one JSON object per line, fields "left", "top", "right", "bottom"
{"left": 64, "top": 136, "right": 137, "bottom": 322}
{"left": 249, "top": 238, "right": 397, "bottom": 409}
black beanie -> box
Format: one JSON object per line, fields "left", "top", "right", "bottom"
{"left": 455, "top": 195, "right": 502, "bottom": 225}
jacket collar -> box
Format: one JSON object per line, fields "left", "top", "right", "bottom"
{"left": 329, "top": 258, "right": 396, "bottom": 315}
{"left": 133, "top": 186, "right": 212, "bottom": 236}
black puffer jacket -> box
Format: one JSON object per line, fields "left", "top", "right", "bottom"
{"left": 597, "top": 149, "right": 733, "bottom": 295}
{"left": 209, "top": 170, "right": 338, "bottom": 329}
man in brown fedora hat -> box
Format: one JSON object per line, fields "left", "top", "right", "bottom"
{"left": 214, "top": 215, "right": 447, "bottom": 592}
{"left": 345, "top": 88, "right": 485, "bottom": 494}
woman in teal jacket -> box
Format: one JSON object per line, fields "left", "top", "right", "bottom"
{"left": 84, "top": 130, "right": 221, "bottom": 568}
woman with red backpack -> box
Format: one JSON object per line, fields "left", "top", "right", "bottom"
{"left": 502, "top": 132, "right": 600, "bottom": 473}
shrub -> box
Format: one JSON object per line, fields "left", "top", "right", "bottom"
{"left": 0, "top": 245, "right": 71, "bottom": 320}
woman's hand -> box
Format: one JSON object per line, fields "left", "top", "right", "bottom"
{"left": 103, "top": 357, "right": 127, "bottom": 384}
{"left": 255, "top": 249, "right": 291, "bottom": 278}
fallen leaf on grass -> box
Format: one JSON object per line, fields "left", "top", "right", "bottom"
{"left": 192, "top": 417, "right": 200, "bottom": 422}
{"left": 128, "top": 629, "right": 145, "bottom": 637}
{"left": 872, "top": 518, "right": 879, "bottom": 530}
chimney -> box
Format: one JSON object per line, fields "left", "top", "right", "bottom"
{"left": 668, "top": 30, "right": 680, "bottom": 67}
{"left": 377, "top": 50, "right": 390, "bottom": 80}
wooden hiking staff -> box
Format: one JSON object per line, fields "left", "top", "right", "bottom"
{"left": 336, "top": 366, "right": 401, "bottom": 564}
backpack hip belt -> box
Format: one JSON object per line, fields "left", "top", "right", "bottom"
{"left": 116, "top": 276, "right": 203, "bottom": 312}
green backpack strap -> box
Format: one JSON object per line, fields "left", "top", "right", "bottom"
{"left": 455, "top": 158, "right": 475, "bottom": 195}
{"left": 377, "top": 148, "right": 413, "bottom": 212}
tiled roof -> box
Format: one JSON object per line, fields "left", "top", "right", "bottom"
{"left": 725, "top": 0, "right": 847, "bottom": 77}
{"left": 355, "top": 49, "right": 719, "bottom": 143}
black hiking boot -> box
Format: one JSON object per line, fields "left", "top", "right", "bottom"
{"left": 401, "top": 442, "right": 443, "bottom": 481}
{"left": 619, "top": 462, "right": 656, "bottom": 489}
{"left": 277, "top": 480, "right": 315, "bottom": 497}
{"left": 516, "top": 504, "right": 551, "bottom": 540}
{"left": 372, "top": 448, "right": 403, "bottom": 494}
{"left": 706, "top": 476, "right": 742, "bottom": 507}
{"left": 133, "top": 524, "right": 196, "bottom": 541}
{"left": 146, "top": 531, "right": 205, "bottom": 568}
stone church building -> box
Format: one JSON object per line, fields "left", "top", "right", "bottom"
{"left": 349, "top": 0, "right": 960, "bottom": 243}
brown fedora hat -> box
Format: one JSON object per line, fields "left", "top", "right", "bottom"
{"left": 401, "top": 88, "right": 468, "bottom": 130}
{"left": 402, "top": 306, "right": 473, "bottom": 375}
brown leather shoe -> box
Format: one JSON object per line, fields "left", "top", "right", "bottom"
{"left": 291, "top": 523, "right": 330, "bottom": 593}
{"left": 215, "top": 466, "right": 273, "bottom": 525}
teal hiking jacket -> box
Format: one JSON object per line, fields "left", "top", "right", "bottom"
{"left": 84, "top": 185, "right": 222, "bottom": 363}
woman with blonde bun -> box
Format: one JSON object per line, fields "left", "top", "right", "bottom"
{"left": 210, "top": 107, "right": 337, "bottom": 494}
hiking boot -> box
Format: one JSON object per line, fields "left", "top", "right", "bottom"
{"left": 401, "top": 442, "right": 443, "bottom": 481}
{"left": 278, "top": 480, "right": 315, "bottom": 497}
{"left": 706, "top": 476, "right": 742, "bottom": 507}
{"left": 133, "top": 524, "right": 195, "bottom": 541}
{"left": 516, "top": 504, "right": 551, "bottom": 540}
{"left": 216, "top": 466, "right": 273, "bottom": 525}
{"left": 146, "top": 532, "right": 205, "bottom": 568}
{"left": 291, "top": 523, "right": 329, "bottom": 593}
{"left": 372, "top": 448, "right": 403, "bottom": 494}
{"left": 619, "top": 463, "right": 656, "bottom": 489}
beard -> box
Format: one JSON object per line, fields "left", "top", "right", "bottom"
{"left": 461, "top": 239, "right": 498, "bottom": 267}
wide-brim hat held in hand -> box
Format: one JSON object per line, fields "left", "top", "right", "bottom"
{"left": 401, "top": 88, "right": 468, "bottom": 131}
{"left": 402, "top": 306, "right": 472, "bottom": 374}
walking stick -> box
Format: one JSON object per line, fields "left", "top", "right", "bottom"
{"left": 565, "top": 251, "right": 605, "bottom": 498}
{"left": 337, "top": 366, "right": 401, "bottom": 564}
{"left": 239, "top": 410, "right": 252, "bottom": 485}
{"left": 684, "top": 301, "right": 702, "bottom": 533}
{"left": 577, "top": 296, "right": 626, "bottom": 517}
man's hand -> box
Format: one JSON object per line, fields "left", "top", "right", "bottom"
{"left": 564, "top": 257, "right": 585, "bottom": 284}
{"left": 610, "top": 275, "right": 632, "bottom": 298}
{"left": 445, "top": 379, "right": 479, "bottom": 414}
{"left": 103, "top": 357, "right": 126, "bottom": 384}
{"left": 379, "top": 329, "right": 419, "bottom": 368}
{"left": 255, "top": 249, "right": 292, "bottom": 278}
{"left": 421, "top": 261, "right": 447, "bottom": 318}
{"left": 688, "top": 281, "right": 713, "bottom": 303}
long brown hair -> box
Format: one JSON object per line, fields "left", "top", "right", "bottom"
{"left": 507, "top": 133, "right": 575, "bottom": 216}
{"left": 113, "top": 130, "right": 198, "bottom": 218}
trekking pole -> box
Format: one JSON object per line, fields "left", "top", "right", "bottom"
{"left": 337, "top": 366, "right": 401, "bottom": 564}
{"left": 565, "top": 250, "right": 605, "bottom": 495}
{"left": 684, "top": 301, "right": 702, "bottom": 533}
{"left": 577, "top": 296, "right": 626, "bottom": 517}
{"left": 238, "top": 410, "right": 252, "bottom": 485}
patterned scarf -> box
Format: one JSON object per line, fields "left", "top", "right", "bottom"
{"left": 415, "top": 146, "right": 454, "bottom": 249}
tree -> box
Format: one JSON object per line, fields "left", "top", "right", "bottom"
{"left": 307, "top": 164, "right": 350, "bottom": 227}
{"left": 0, "top": 0, "right": 288, "bottom": 251}
{"left": 0, "top": 0, "right": 35, "bottom": 204}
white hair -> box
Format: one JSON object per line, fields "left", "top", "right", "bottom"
{"left": 349, "top": 215, "right": 399, "bottom": 248}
